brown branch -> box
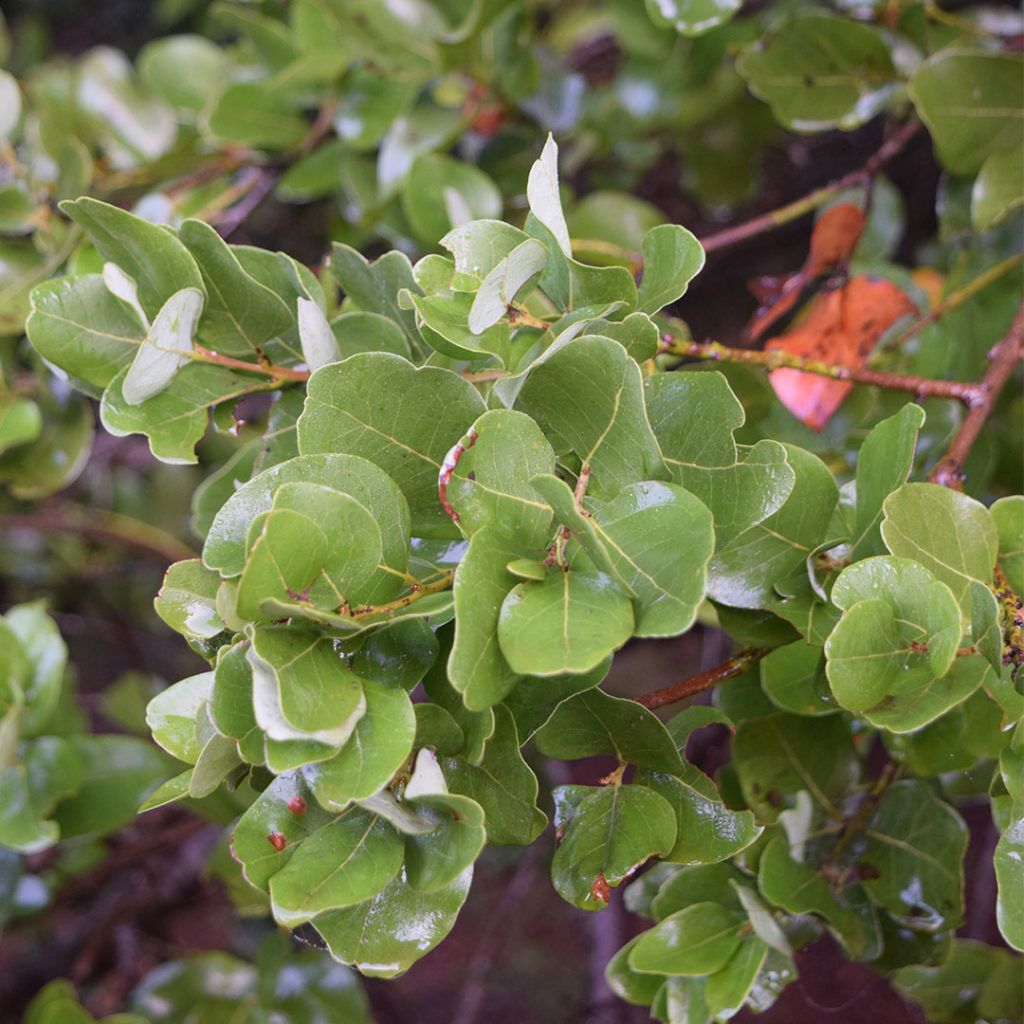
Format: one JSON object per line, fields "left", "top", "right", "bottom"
{"left": 928, "top": 303, "right": 1024, "bottom": 489}
{"left": 699, "top": 120, "right": 922, "bottom": 255}
{"left": 665, "top": 338, "right": 984, "bottom": 404}
{"left": 209, "top": 166, "right": 281, "bottom": 239}
{"left": 0, "top": 507, "right": 198, "bottom": 564}
{"left": 190, "top": 346, "right": 310, "bottom": 383}
{"left": 636, "top": 647, "right": 773, "bottom": 711}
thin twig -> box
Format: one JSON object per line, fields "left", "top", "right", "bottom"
{"left": 664, "top": 338, "right": 984, "bottom": 404}
{"left": 0, "top": 507, "right": 198, "bottom": 563}
{"left": 928, "top": 303, "right": 1024, "bottom": 489}
{"left": 699, "top": 120, "right": 922, "bottom": 255}
{"left": 636, "top": 647, "right": 773, "bottom": 711}
{"left": 210, "top": 167, "right": 281, "bottom": 239}
{"left": 191, "top": 345, "right": 310, "bottom": 382}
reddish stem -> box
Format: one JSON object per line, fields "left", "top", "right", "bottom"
{"left": 636, "top": 647, "right": 773, "bottom": 711}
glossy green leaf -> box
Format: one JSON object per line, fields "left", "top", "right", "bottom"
{"left": 351, "top": 619, "right": 439, "bottom": 693}
{"left": 585, "top": 312, "right": 659, "bottom": 363}
{"left": 248, "top": 624, "right": 365, "bottom": 741}
{"left": 736, "top": 14, "right": 899, "bottom": 131}
{"left": 535, "top": 688, "right": 682, "bottom": 771}
{"left": 4, "top": 602, "right": 68, "bottom": 737}
{"left": 179, "top": 219, "right": 294, "bottom": 356}
{"left": 0, "top": 396, "right": 41, "bottom": 452}
{"left": 909, "top": 50, "right": 1023, "bottom": 175}
{"left": 154, "top": 559, "right": 225, "bottom": 642}
{"left": 0, "top": 737, "right": 83, "bottom": 852}
{"left": 629, "top": 901, "right": 745, "bottom": 974}
{"left": 826, "top": 557, "right": 968, "bottom": 731}
{"left": 499, "top": 569, "right": 634, "bottom": 676}
{"left": 709, "top": 444, "right": 836, "bottom": 608}
{"left": 758, "top": 833, "right": 879, "bottom": 958}
{"left": 137, "top": 34, "right": 229, "bottom": 112}
{"left": 645, "top": 0, "right": 741, "bottom": 36}
{"left": 468, "top": 238, "right": 547, "bottom": 334}
{"left": 636, "top": 224, "right": 704, "bottom": 313}
{"left": 645, "top": 372, "right": 795, "bottom": 547}
{"left": 760, "top": 642, "right": 837, "bottom": 716}
{"left": 517, "top": 336, "right": 669, "bottom": 499}
{"left": 861, "top": 780, "right": 967, "bottom": 932}
{"left": 881, "top": 483, "right": 998, "bottom": 620}
{"left": 440, "top": 705, "right": 545, "bottom": 845}
{"left": 145, "top": 671, "right": 213, "bottom": 764}
{"left": 552, "top": 783, "right": 677, "bottom": 910}
{"left": 314, "top": 865, "right": 472, "bottom": 978}
{"left": 269, "top": 804, "right": 403, "bottom": 926}
{"left": 297, "top": 354, "right": 486, "bottom": 536}
{"left": 441, "top": 220, "right": 534, "bottom": 291}
{"left": 732, "top": 711, "right": 858, "bottom": 822}
{"left": 705, "top": 936, "right": 771, "bottom": 1019}
{"left": 567, "top": 192, "right": 662, "bottom": 260}
{"left": 403, "top": 793, "right": 486, "bottom": 892}
{"left": 850, "top": 403, "right": 926, "bottom": 559}
{"left": 60, "top": 198, "right": 204, "bottom": 320}
{"left": 302, "top": 680, "right": 415, "bottom": 808}
{"left": 973, "top": 146, "right": 1024, "bottom": 230}
{"left": 605, "top": 934, "right": 670, "bottom": 1005}
{"left": 995, "top": 813, "right": 1023, "bottom": 950}
{"left": 208, "top": 81, "right": 309, "bottom": 149}
{"left": 402, "top": 153, "right": 502, "bottom": 246}
{"left": 991, "top": 495, "right": 1024, "bottom": 594}
{"left": 446, "top": 409, "right": 555, "bottom": 546}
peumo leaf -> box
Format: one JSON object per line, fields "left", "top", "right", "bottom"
{"left": 402, "top": 153, "right": 501, "bottom": 247}
{"left": 708, "top": 444, "right": 836, "bottom": 608}
{"left": 535, "top": 688, "right": 683, "bottom": 771}
{"left": 605, "top": 934, "right": 670, "bottom": 1005}
{"left": 313, "top": 866, "right": 472, "bottom": 978}
{"left": 145, "top": 671, "right": 213, "bottom": 764}
{"left": 629, "top": 901, "right": 746, "bottom": 974}
{"left": 402, "top": 793, "right": 486, "bottom": 893}
{"left": 440, "top": 220, "right": 535, "bottom": 292}
{"left": 498, "top": 569, "right": 634, "bottom": 676}
{"left": 302, "top": 680, "right": 415, "bottom": 808}
{"left": 736, "top": 14, "right": 899, "bottom": 132}
{"left": 973, "top": 147, "right": 1024, "bottom": 231}
{"left": 636, "top": 224, "right": 705, "bottom": 313}
{"left": 881, "top": 483, "right": 998, "bottom": 621}
{"left": 516, "top": 336, "right": 669, "bottom": 499}
{"left": 995, "top": 814, "right": 1024, "bottom": 951}
{"left": 60, "top": 198, "right": 204, "bottom": 319}
{"left": 909, "top": 50, "right": 1023, "bottom": 176}
{"left": 552, "top": 784, "right": 677, "bottom": 910}
{"left": 849, "top": 403, "right": 926, "bottom": 559}
{"left": 732, "top": 711, "right": 858, "bottom": 823}
{"left": 704, "top": 937, "right": 771, "bottom": 1020}
{"left": 468, "top": 238, "right": 547, "bottom": 334}
{"left": 297, "top": 354, "right": 486, "bottom": 537}
{"left": 645, "top": 372, "right": 795, "bottom": 547}
{"left": 248, "top": 625, "right": 366, "bottom": 741}
{"left": 526, "top": 134, "right": 571, "bottom": 258}
{"left": 440, "top": 705, "right": 545, "bottom": 845}
{"left": 5, "top": 602, "right": 68, "bottom": 738}
{"left": 446, "top": 409, "right": 555, "bottom": 547}
{"left": 154, "top": 559, "right": 225, "bottom": 641}
{"left": 644, "top": 0, "right": 741, "bottom": 36}
{"left": 860, "top": 780, "right": 967, "bottom": 932}
{"left": 991, "top": 495, "right": 1024, "bottom": 594}
{"left": 0, "top": 737, "right": 83, "bottom": 852}
{"left": 825, "top": 556, "right": 967, "bottom": 731}
{"left": 207, "top": 81, "right": 309, "bottom": 149}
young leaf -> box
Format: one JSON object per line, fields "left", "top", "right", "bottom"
{"left": 628, "top": 901, "right": 745, "bottom": 974}
{"left": 636, "top": 224, "right": 705, "bottom": 314}
{"left": 526, "top": 134, "right": 571, "bottom": 258}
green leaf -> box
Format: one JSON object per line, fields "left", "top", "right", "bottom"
{"left": 636, "top": 224, "right": 705, "bottom": 314}
{"left": 440, "top": 220, "right": 534, "bottom": 291}
{"left": 629, "top": 901, "right": 745, "bottom": 974}
{"left": 4, "top": 602, "right": 68, "bottom": 737}
{"left": 909, "top": 50, "right": 1023, "bottom": 176}
{"left": 498, "top": 569, "right": 634, "bottom": 676}
{"left": 645, "top": 372, "right": 795, "bottom": 547}
{"left": 644, "top": 0, "right": 741, "bottom": 36}
{"left": 605, "top": 934, "right": 670, "bottom": 1006}
{"left": 650, "top": 863, "right": 747, "bottom": 919}
{"left": 154, "top": 559, "right": 225, "bottom": 641}
{"left": 825, "top": 556, "right": 968, "bottom": 731}
{"left": 302, "top": 680, "right": 415, "bottom": 807}
{"left": 0, "top": 395, "right": 39, "bottom": 453}
{"left": 0, "top": 69, "right": 20, "bottom": 141}
{"left": 54, "top": 735, "right": 168, "bottom": 839}
{"left": 516, "top": 336, "right": 669, "bottom": 499}
{"left": 567, "top": 191, "right": 663, "bottom": 259}
{"left": 526, "top": 134, "right": 571, "bottom": 257}
{"left": 445, "top": 409, "right": 555, "bottom": 547}
{"left": 736, "top": 14, "right": 899, "bottom": 131}
{"left": 861, "top": 780, "right": 967, "bottom": 932}
{"left": 973, "top": 146, "right": 1024, "bottom": 230}
{"left": 992, "top": 495, "right": 1024, "bottom": 594}
{"left": 60, "top": 198, "right": 204, "bottom": 320}
{"left": 351, "top": 619, "right": 439, "bottom": 693}
{"left": 208, "top": 81, "right": 309, "bottom": 149}
{"left": 138, "top": 34, "right": 229, "bottom": 112}
{"left": 211, "top": 643, "right": 263, "bottom": 763}
{"left": 760, "top": 642, "right": 837, "bottom": 716}
{"left": 313, "top": 865, "right": 472, "bottom": 978}
{"left": 402, "top": 153, "right": 502, "bottom": 247}
{"left": 27, "top": 274, "right": 143, "bottom": 391}
{"left": 448, "top": 527, "right": 524, "bottom": 709}
{"left": 552, "top": 784, "right": 677, "bottom": 910}
{"left": 534, "top": 688, "right": 683, "bottom": 771}
{"left": 331, "top": 310, "right": 411, "bottom": 359}
{"left": 145, "top": 671, "right": 213, "bottom": 764}
{"left": 248, "top": 625, "right": 366, "bottom": 741}
{"left": 732, "top": 711, "right": 859, "bottom": 822}
{"left": 179, "top": 219, "right": 294, "bottom": 356}
{"left": 758, "top": 833, "right": 879, "bottom": 958}
{"left": 709, "top": 444, "right": 836, "bottom": 608}
{"left": 0, "top": 737, "right": 83, "bottom": 852}
{"left": 995, "top": 814, "right": 1024, "bottom": 950}
{"left": 468, "top": 238, "right": 547, "bottom": 334}
{"left": 403, "top": 793, "right": 486, "bottom": 892}
{"left": 440, "top": 705, "right": 545, "bottom": 845}
{"left": 329, "top": 244, "right": 422, "bottom": 356}
{"left": 638, "top": 768, "right": 763, "bottom": 865}
{"left": 704, "top": 937, "right": 771, "bottom": 1020}
{"left": 882, "top": 483, "right": 998, "bottom": 620}
{"left": 850, "top": 403, "right": 926, "bottom": 559}
{"left": 297, "top": 354, "right": 486, "bottom": 536}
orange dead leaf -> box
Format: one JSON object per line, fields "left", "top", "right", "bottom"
{"left": 806, "top": 203, "right": 866, "bottom": 276}
{"left": 767, "top": 276, "right": 918, "bottom": 431}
